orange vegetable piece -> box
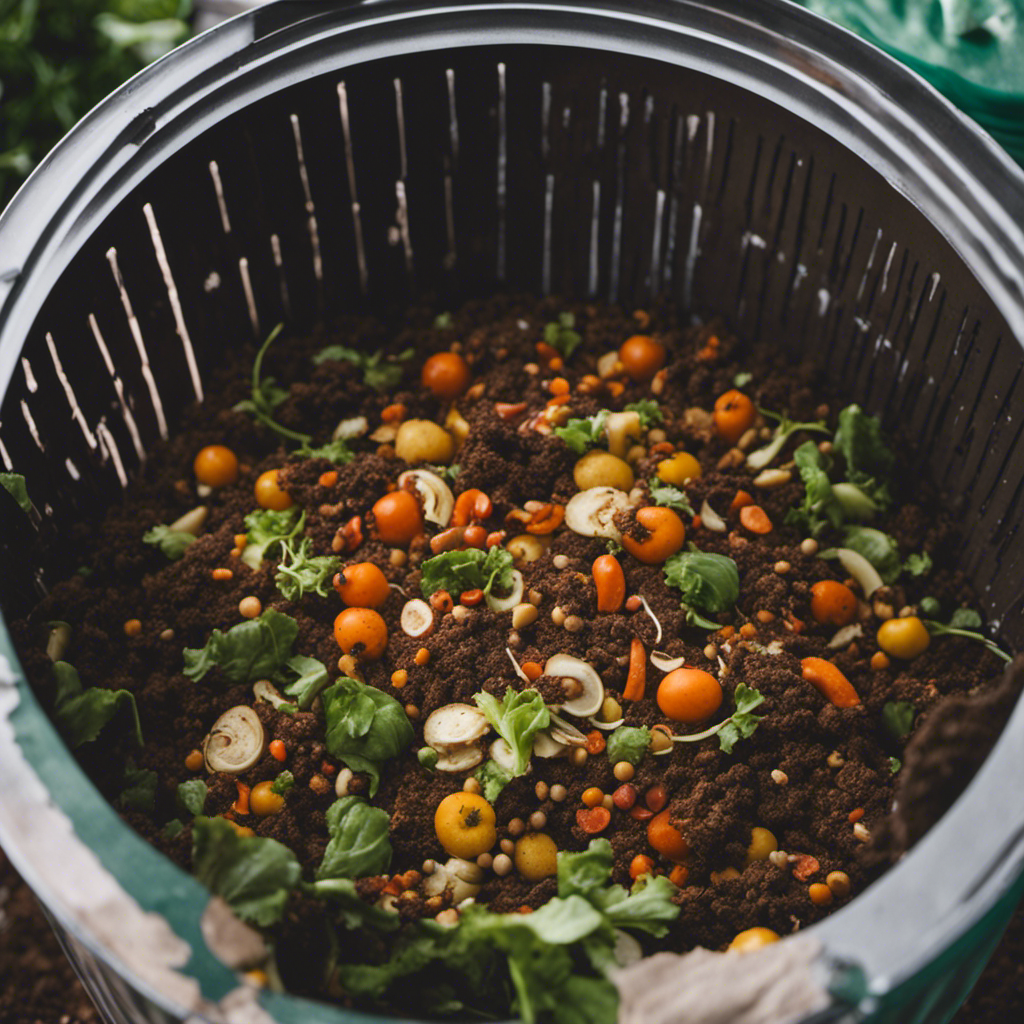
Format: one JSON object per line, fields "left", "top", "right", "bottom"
{"left": 669, "top": 864, "right": 689, "bottom": 887}
{"left": 463, "top": 525, "right": 488, "bottom": 548}
{"left": 576, "top": 807, "right": 612, "bottom": 834}
{"left": 421, "top": 352, "right": 471, "bottom": 400}
{"left": 453, "top": 489, "right": 493, "bottom": 526}
{"left": 810, "top": 580, "right": 858, "bottom": 627}
{"left": 656, "top": 667, "right": 722, "bottom": 723}
{"left": 522, "top": 661, "right": 543, "bottom": 681}
{"left": 318, "top": 470, "right": 338, "bottom": 488}
{"left": 233, "top": 781, "right": 250, "bottom": 816}
{"left": 800, "top": 656, "right": 861, "bottom": 708}
{"left": 730, "top": 489, "right": 755, "bottom": 511}
{"left": 739, "top": 505, "right": 773, "bottom": 534}
{"left": 334, "top": 562, "right": 391, "bottom": 609}
{"left": 372, "top": 490, "right": 423, "bottom": 546}
{"left": 194, "top": 445, "right": 239, "bottom": 488}
{"left": 713, "top": 390, "right": 757, "bottom": 444}
{"left": 269, "top": 740, "right": 287, "bottom": 762}
{"left": 630, "top": 854, "right": 655, "bottom": 880}
{"left": 592, "top": 554, "right": 626, "bottom": 613}
{"left": 623, "top": 638, "right": 647, "bottom": 702}
{"left": 619, "top": 335, "right": 667, "bottom": 382}
{"left": 647, "top": 809, "right": 689, "bottom": 861}
{"left": 334, "top": 607, "right": 388, "bottom": 660}
{"left": 381, "top": 402, "right": 406, "bottom": 423}
{"left": 585, "top": 731, "right": 606, "bottom": 756}
{"left": 525, "top": 503, "right": 564, "bottom": 535}
{"left": 254, "top": 469, "right": 293, "bottom": 511}
{"left": 621, "top": 506, "right": 686, "bottom": 564}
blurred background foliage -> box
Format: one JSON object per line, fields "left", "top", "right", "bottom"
{"left": 0, "top": 0, "right": 193, "bottom": 209}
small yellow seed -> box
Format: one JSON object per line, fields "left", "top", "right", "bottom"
{"left": 238, "top": 596, "right": 262, "bottom": 619}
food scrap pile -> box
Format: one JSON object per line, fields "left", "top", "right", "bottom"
{"left": 8, "top": 297, "right": 1010, "bottom": 1022}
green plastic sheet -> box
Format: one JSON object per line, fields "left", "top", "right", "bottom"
{"left": 798, "top": 0, "right": 1024, "bottom": 164}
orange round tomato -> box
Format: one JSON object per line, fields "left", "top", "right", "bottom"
{"left": 713, "top": 390, "right": 757, "bottom": 445}
{"left": 194, "top": 445, "right": 239, "bottom": 488}
{"left": 372, "top": 490, "right": 423, "bottom": 546}
{"left": 333, "top": 607, "right": 388, "bottom": 660}
{"left": 335, "top": 562, "right": 391, "bottom": 608}
{"left": 254, "top": 469, "right": 293, "bottom": 511}
{"left": 621, "top": 506, "right": 686, "bottom": 564}
{"left": 421, "top": 352, "right": 471, "bottom": 400}
{"left": 618, "top": 335, "right": 666, "bottom": 382}
{"left": 657, "top": 667, "right": 722, "bottom": 723}
{"left": 809, "top": 580, "right": 858, "bottom": 627}
{"left": 647, "top": 809, "right": 689, "bottom": 862}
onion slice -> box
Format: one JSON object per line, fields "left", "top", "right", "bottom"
{"left": 837, "top": 547, "right": 884, "bottom": 598}
{"left": 651, "top": 650, "right": 687, "bottom": 672}
{"left": 485, "top": 569, "right": 525, "bottom": 612}
{"left": 588, "top": 715, "right": 625, "bottom": 731}
{"left": 699, "top": 498, "right": 727, "bottom": 533}
{"left": 639, "top": 596, "right": 663, "bottom": 645}
{"left": 828, "top": 623, "right": 864, "bottom": 650}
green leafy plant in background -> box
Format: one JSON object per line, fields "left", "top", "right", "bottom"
{"left": 0, "top": 2, "right": 193, "bottom": 210}
{"left": 52, "top": 659, "right": 142, "bottom": 748}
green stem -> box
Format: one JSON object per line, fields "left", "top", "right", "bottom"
{"left": 248, "top": 323, "right": 313, "bottom": 444}
{"left": 684, "top": 605, "right": 722, "bottom": 631}
{"left": 671, "top": 720, "right": 727, "bottom": 744}
{"left": 924, "top": 622, "right": 1011, "bottom": 663}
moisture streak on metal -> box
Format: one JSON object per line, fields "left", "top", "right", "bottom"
{"left": 683, "top": 204, "right": 702, "bottom": 310}
{"left": 395, "top": 181, "right": 414, "bottom": 277}
{"left": 588, "top": 181, "right": 601, "bottom": 297}
{"left": 20, "top": 400, "right": 44, "bottom": 453}
{"left": 541, "top": 82, "right": 552, "bottom": 160}
{"left": 880, "top": 240, "right": 898, "bottom": 296}
{"left": 597, "top": 86, "right": 608, "bottom": 149}
{"left": 96, "top": 421, "right": 128, "bottom": 489}
{"left": 394, "top": 78, "right": 408, "bottom": 181}
{"left": 105, "top": 247, "right": 168, "bottom": 440}
{"left": 649, "top": 190, "right": 666, "bottom": 298}
{"left": 143, "top": 202, "right": 204, "bottom": 402}
{"left": 45, "top": 333, "right": 98, "bottom": 451}
{"left": 446, "top": 69, "right": 459, "bottom": 167}
{"left": 89, "top": 314, "right": 145, "bottom": 462}
{"left": 21, "top": 358, "right": 37, "bottom": 393}
{"left": 337, "top": 83, "right": 369, "bottom": 294}
{"left": 443, "top": 174, "right": 456, "bottom": 271}
{"left": 663, "top": 112, "right": 685, "bottom": 292}
{"left": 542, "top": 173, "right": 554, "bottom": 296}
{"left": 65, "top": 458, "right": 80, "bottom": 482}
{"left": 609, "top": 92, "right": 629, "bottom": 305}
{"left": 289, "top": 113, "right": 324, "bottom": 293}
{"left": 496, "top": 62, "right": 507, "bottom": 282}
{"left": 239, "top": 257, "right": 260, "bottom": 338}
{"left": 208, "top": 160, "right": 232, "bottom": 235}
{"left": 270, "top": 233, "right": 291, "bottom": 317}
{"left": 703, "top": 111, "right": 716, "bottom": 195}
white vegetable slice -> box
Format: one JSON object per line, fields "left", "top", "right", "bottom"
{"left": 506, "top": 647, "right": 531, "bottom": 684}
{"left": 423, "top": 704, "right": 490, "bottom": 748}
{"left": 397, "top": 469, "right": 454, "bottom": 527}
{"left": 401, "top": 598, "right": 435, "bottom": 638}
{"left": 170, "top": 505, "right": 208, "bottom": 536}
{"left": 640, "top": 596, "right": 663, "bottom": 645}
{"left": 564, "top": 486, "right": 631, "bottom": 540}
{"left": 827, "top": 623, "right": 864, "bottom": 650}
{"left": 422, "top": 857, "right": 485, "bottom": 902}
{"left": 613, "top": 930, "right": 644, "bottom": 968}
{"left": 699, "top": 498, "right": 727, "bottom": 533}
{"left": 651, "top": 650, "right": 688, "bottom": 672}
{"left": 548, "top": 711, "right": 588, "bottom": 746}
{"left": 489, "top": 738, "right": 518, "bottom": 774}
{"left": 203, "top": 706, "right": 266, "bottom": 774}
{"left": 588, "top": 715, "right": 625, "bottom": 731}
{"left": 597, "top": 351, "right": 620, "bottom": 379}
{"left": 543, "top": 654, "right": 604, "bottom": 717}
{"left": 532, "top": 730, "right": 569, "bottom": 758}
{"left": 837, "top": 547, "right": 884, "bottom": 598}
{"left": 604, "top": 411, "right": 643, "bottom": 458}
{"left": 252, "top": 679, "right": 290, "bottom": 710}
{"left": 333, "top": 415, "right": 369, "bottom": 440}
{"left": 485, "top": 569, "right": 524, "bottom": 613}
{"left": 46, "top": 622, "right": 71, "bottom": 663}
{"left": 435, "top": 744, "right": 485, "bottom": 772}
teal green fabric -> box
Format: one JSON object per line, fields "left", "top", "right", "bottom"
{"left": 798, "top": 1, "right": 1024, "bottom": 164}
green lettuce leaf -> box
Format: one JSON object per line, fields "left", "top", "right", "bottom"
{"left": 543, "top": 312, "right": 582, "bottom": 360}
{"left": 303, "top": 877, "right": 402, "bottom": 932}
{"left": 281, "top": 654, "right": 330, "bottom": 709}
{"left": 420, "top": 546, "right": 514, "bottom": 598}
{"left": 785, "top": 441, "right": 844, "bottom": 537}
{"left": 119, "top": 760, "right": 157, "bottom": 813}
{"left": 648, "top": 478, "right": 695, "bottom": 517}
{"left": 841, "top": 526, "right": 902, "bottom": 584}
{"left": 904, "top": 551, "right": 933, "bottom": 577}
{"left": 834, "top": 404, "right": 894, "bottom": 509}
{"left": 0, "top": 472, "right": 31, "bottom": 514}
{"left": 143, "top": 524, "right": 197, "bottom": 561}
{"left": 553, "top": 410, "right": 608, "bottom": 455}
{"left": 191, "top": 817, "right": 301, "bottom": 927}
{"left": 474, "top": 758, "right": 513, "bottom": 802}
{"left": 52, "top": 661, "right": 142, "bottom": 748}
{"left": 881, "top": 701, "right": 915, "bottom": 740}
{"left": 241, "top": 507, "right": 304, "bottom": 570}
{"left": 317, "top": 796, "right": 393, "bottom": 880}
{"left": 275, "top": 537, "right": 340, "bottom": 602}
{"left": 605, "top": 726, "right": 651, "bottom": 766}
{"left": 557, "top": 838, "right": 615, "bottom": 900}
{"left": 663, "top": 547, "right": 740, "bottom": 623}
{"left": 322, "top": 677, "right": 414, "bottom": 796}
{"left": 177, "top": 780, "right": 208, "bottom": 817}
{"left": 473, "top": 688, "right": 549, "bottom": 777}
{"left": 183, "top": 609, "right": 298, "bottom": 684}
{"left": 295, "top": 438, "right": 355, "bottom": 464}
{"left": 312, "top": 345, "right": 414, "bottom": 390}
{"left": 623, "top": 400, "right": 663, "bottom": 427}
{"left": 271, "top": 770, "right": 295, "bottom": 795}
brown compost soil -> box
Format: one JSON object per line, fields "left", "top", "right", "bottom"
{"left": 5, "top": 294, "right": 1011, "bottom": 1012}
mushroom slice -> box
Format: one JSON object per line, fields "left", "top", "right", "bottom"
{"left": 837, "top": 547, "right": 884, "bottom": 598}
{"left": 398, "top": 469, "right": 454, "bottom": 527}
{"left": 532, "top": 730, "right": 569, "bottom": 758}
{"left": 333, "top": 415, "right": 369, "bottom": 440}
{"left": 423, "top": 858, "right": 485, "bottom": 903}
{"left": 548, "top": 712, "right": 588, "bottom": 747}
{"left": 424, "top": 704, "right": 490, "bottom": 749}
{"left": 543, "top": 654, "right": 604, "bottom": 717}
{"left": 489, "top": 738, "right": 519, "bottom": 775}
{"left": 401, "top": 598, "right": 435, "bottom": 638}
{"left": 203, "top": 706, "right": 266, "bottom": 774}
{"left": 604, "top": 411, "right": 643, "bottom": 459}
{"left": 485, "top": 570, "right": 524, "bottom": 613}
{"left": 252, "top": 679, "right": 290, "bottom": 710}
{"left": 435, "top": 744, "right": 485, "bottom": 773}
{"left": 565, "top": 486, "right": 631, "bottom": 540}
{"left": 651, "top": 650, "right": 687, "bottom": 672}
{"left": 699, "top": 498, "right": 727, "bottom": 533}
{"left": 170, "top": 505, "right": 209, "bottom": 536}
